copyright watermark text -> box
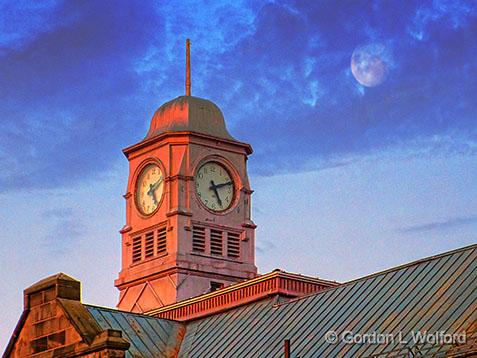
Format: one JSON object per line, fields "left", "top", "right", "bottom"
{"left": 324, "top": 330, "right": 466, "bottom": 345}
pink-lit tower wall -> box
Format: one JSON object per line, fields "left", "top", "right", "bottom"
{"left": 115, "top": 40, "right": 257, "bottom": 313}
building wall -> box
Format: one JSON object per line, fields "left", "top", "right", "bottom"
{"left": 8, "top": 287, "right": 84, "bottom": 357}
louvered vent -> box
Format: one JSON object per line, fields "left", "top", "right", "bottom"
{"left": 192, "top": 226, "right": 206, "bottom": 252}
{"left": 227, "top": 232, "right": 240, "bottom": 258}
{"left": 145, "top": 232, "right": 154, "bottom": 258}
{"left": 210, "top": 229, "right": 223, "bottom": 256}
{"left": 157, "top": 226, "right": 167, "bottom": 254}
{"left": 132, "top": 236, "right": 142, "bottom": 263}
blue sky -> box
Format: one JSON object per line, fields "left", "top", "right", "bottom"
{"left": 1, "top": 0, "right": 477, "bottom": 349}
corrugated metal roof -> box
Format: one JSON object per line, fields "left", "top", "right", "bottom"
{"left": 86, "top": 305, "right": 185, "bottom": 357}
{"left": 79, "top": 245, "right": 476, "bottom": 357}
{"left": 178, "top": 244, "right": 477, "bottom": 357}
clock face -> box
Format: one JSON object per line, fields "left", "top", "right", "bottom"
{"left": 135, "top": 163, "right": 164, "bottom": 215}
{"left": 195, "top": 162, "right": 235, "bottom": 212}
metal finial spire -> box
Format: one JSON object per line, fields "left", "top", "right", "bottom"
{"left": 186, "top": 39, "right": 191, "bottom": 96}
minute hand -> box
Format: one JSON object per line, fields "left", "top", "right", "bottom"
{"left": 210, "top": 181, "right": 232, "bottom": 189}
{"left": 147, "top": 177, "right": 163, "bottom": 195}
{"left": 209, "top": 180, "right": 223, "bottom": 206}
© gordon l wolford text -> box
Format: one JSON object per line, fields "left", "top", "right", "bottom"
{"left": 324, "top": 330, "right": 467, "bottom": 345}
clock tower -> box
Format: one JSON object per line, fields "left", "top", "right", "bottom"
{"left": 114, "top": 41, "right": 257, "bottom": 313}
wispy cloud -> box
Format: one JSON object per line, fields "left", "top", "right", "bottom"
{"left": 0, "top": 1, "right": 160, "bottom": 192}
{"left": 204, "top": 1, "right": 477, "bottom": 175}
{"left": 399, "top": 215, "right": 477, "bottom": 234}
{"left": 408, "top": 0, "right": 476, "bottom": 41}
{"left": 0, "top": 0, "right": 66, "bottom": 51}
{"left": 41, "top": 207, "right": 87, "bottom": 252}
{"left": 256, "top": 240, "right": 276, "bottom": 255}
{"left": 1, "top": 0, "right": 477, "bottom": 192}
{"left": 42, "top": 207, "right": 75, "bottom": 219}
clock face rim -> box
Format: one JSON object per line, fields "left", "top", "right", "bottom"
{"left": 194, "top": 160, "right": 237, "bottom": 214}
{"left": 134, "top": 161, "right": 165, "bottom": 217}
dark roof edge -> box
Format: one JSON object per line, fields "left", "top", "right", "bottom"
{"left": 83, "top": 303, "right": 186, "bottom": 324}
{"left": 350, "top": 244, "right": 477, "bottom": 285}
{"left": 2, "top": 310, "right": 28, "bottom": 358}
{"left": 349, "top": 242, "right": 477, "bottom": 283}
{"left": 57, "top": 299, "right": 102, "bottom": 345}
{"left": 275, "top": 243, "right": 477, "bottom": 307}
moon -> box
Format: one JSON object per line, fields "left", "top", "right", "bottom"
{"left": 351, "top": 43, "right": 389, "bottom": 87}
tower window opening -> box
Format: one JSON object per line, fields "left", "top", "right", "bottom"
{"left": 227, "top": 232, "right": 240, "bottom": 258}
{"left": 192, "top": 226, "right": 206, "bottom": 252}
{"left": 132, "top": 236, "right": 142, "bottom": 263}
{"left": 131, "top": 227, "right": 167, "bottom": 263}
{"left": 157, "top": 226, "right": 167, "bottom": 254}
{"left": 145, "top": 232, "right": 154, "bottom": 258}
{"left": 210, "top": 229, "right": 223, "bottom": 256}
{"left": 192, "top": 225, "right": 243, "bottom": 260}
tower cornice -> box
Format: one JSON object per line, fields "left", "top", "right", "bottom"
{"left": 123, "top": 131, "right": 253, "bottom": 158}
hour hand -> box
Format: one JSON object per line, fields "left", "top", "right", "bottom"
{"left": 147, "top": 184, "right": 158, "bottom": 204}
{"left": 147, "top": 177, "right": 163, "bottom": 204}
{"left": 209, "top": 180, "right": 223, "bottom": 206}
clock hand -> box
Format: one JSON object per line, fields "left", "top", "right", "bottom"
{"left": 152, "top": 176, "right": 163, "bottom": 190}
{"left": 209, "top": 180, "right": 223, "bottom": 206}
{"left": 147, "top": 177, "right": 164, "bottom": 204}
{"left": 147, "top": 184, "right": 158, "bottom": 204}
{"left": 210, "top": 181, "right": 232, "bottom": 189}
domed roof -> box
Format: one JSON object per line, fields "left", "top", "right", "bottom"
{"left": 145, "top": 96, "right": 235, "bottom": 141}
